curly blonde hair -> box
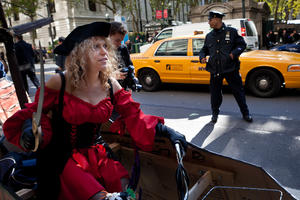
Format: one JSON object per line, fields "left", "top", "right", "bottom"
{"left": 64, "top": 36, "right": 118, "bottom": 92}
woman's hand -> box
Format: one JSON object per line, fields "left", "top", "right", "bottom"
{"left": 155, "top": 122, "right": 187, "bottom": 150}
{"left": 20, "top": 119, "right": 35, "bottom": 150}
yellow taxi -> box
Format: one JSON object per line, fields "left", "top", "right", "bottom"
{"left": 131, "top": 35, "right": 300, "bottom": 97}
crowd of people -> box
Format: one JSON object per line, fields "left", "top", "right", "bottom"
{"left": 265, "top": 28, "right": 300, "bottom": 49}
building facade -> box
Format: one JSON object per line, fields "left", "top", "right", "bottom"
{"left": 6, "top": 0, "right": 272, "bottom": 49}
{"left": 7, "top": 0, "right": 153, "bottom": 48}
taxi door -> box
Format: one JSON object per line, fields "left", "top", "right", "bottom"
{"left": 153, "top": 39, "right": 190, "bottom": 83}
{"left": 189, "top": 38, "right": 210, "bottom": 84}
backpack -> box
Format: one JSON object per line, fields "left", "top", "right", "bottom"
{"left": 0, "top": 151, "right": 37, "bottom": 192}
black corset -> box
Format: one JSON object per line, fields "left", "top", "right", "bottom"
{"left": 66, "top": 122, "right": 102, "bottom": 149}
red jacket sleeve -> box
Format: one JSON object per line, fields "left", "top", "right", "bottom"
{"left": 110, "top": 89, "right": 164, "bottom": 151}
{"left": 3, "top": 87, "right": 59, "bottom": 150}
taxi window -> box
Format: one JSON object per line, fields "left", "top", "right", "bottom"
{"left": 192, "top": 39, "right": 205, "bottom": 56}
{"left": 155, "top": 39, "right": 188, "bottom": 56}
{"left": 155, "top": 42, "right": 168, "bottom": 56}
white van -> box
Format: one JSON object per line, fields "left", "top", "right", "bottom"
{"left": 140, "top": 18, "right": 259, "bottom": 52}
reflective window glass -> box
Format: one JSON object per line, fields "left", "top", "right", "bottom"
{"left": 192, "top": 39, "right": 205, "bottom": 56}
{"left": 155, "top": 39, "right": 188, "bottom": 56}
{"left": 156, "top": 29, "right": 172, "bottom": 41}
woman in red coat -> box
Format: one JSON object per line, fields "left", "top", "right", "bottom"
{"left": 3, "top": 22, "right": 186, "bottom": 200}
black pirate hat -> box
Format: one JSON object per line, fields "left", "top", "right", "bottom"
{"left": 54, "top": 22, "right": 111, "bottom": 56}
{"left": 208, "top": 11, "right": 225, "bottom": 20}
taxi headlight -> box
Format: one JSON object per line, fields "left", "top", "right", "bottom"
{"left": 288, "top": 64, "right": 300, "bottom": 72}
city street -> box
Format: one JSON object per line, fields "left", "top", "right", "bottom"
{"left": 132, "top": 85, "right": 300, "bottom": 199}
{"left": 1, "top": 0, "right": 299, "bottom": 199}
{"left": 4, "top": 62, "right": 300, "bottom": 199}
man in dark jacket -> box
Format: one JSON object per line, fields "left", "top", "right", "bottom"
{"left": 109, "top": 22, "right": 132, "bottom": 72}
{"left": 199, "top": 11, "right": 252, "bottom": 123}
{"left": 14, "top": 35, "right": 40, "bottom": 93}
{"left": 109, "top": 21, "right": 139, "bottom": 91}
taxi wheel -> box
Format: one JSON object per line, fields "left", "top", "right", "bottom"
{"left": 247, "top": 69, "right": 281, "bottom": 97}
{"left": 139, "top": 69, "right": 161, "bottom": 91}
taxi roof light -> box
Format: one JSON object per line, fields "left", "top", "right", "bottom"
{"left": 194, "top": 31, "right": 204, "bottom": 35}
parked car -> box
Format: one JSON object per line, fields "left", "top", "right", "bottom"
{"left": 270, "top": 41, "right": 300, "bottom": 53}
{"left": 131, "top": 35, "right": 300, "bottom": 97}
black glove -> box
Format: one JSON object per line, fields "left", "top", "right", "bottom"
{"left": 156, "top": 122, "right": 187, "bottom": 150}
{"left": 20, "top": 119, "right": 35, "bottom": 150}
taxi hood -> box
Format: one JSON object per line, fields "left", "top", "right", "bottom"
{"left": 241, "top": 50, "right": 300, "bottom": 61}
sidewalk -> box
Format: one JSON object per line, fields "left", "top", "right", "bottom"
{"left": 45, "top": 58, "right": 55, "bottom": 64}
{"left": 34, "top": 59, "right": 57, "bottom": 72}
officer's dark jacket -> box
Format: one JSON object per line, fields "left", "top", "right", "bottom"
{"left": 199, "top": 23, "right": 246, "bottom": 74}
{"left": 14, "top": 40, "right": 34, "bottom": 65}
{"left": 117, "top": 44, "right": 133, "bottom": 68}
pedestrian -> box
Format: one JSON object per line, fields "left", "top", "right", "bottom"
{"left": 55, "top": 37, "right": 66, "bottom": 73}
{"left": 3, "top": 22, "right": 187, "bottom": 200}
{"left": 109, "top": 21, "right": 134, "bottom": 87}
{"left": 0, "top": 52, "right": 8, "bottom": 78}
{"left": 125, "top": 40, "right": 132, "bottom": 53}
{"left": 280, "top": 29, "right": 289, "bottom": 44}
{"left": 265, "top": 30, "right": 276, "bottom": 49}
{"left": 14, "top": 34, "right": 40, "bottom": 93}
{"left": 289, "top": 30, "right": 300, "bottom": 43}
{"left": 199, "top": 11, "right": 252, "bottom": 123}
{"left": 32, "top": 44, "right": 40, "bottom": 64}
{"left": 269, "top": 30, "right": 277, "bottom": 44}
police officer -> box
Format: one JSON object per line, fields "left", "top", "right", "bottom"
{"left": 199, "top": 11, "right": 252, "bottom": 123}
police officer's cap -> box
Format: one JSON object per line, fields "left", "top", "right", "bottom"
{"left": 54, "top": 22, "right": 111, "bottom": 56}
{"left": 208, "top": 11, "right": 225, "bottom": 20}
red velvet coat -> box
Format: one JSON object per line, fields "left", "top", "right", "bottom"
{"left": 3, "top": 86, "right": 164, "bottom": 199}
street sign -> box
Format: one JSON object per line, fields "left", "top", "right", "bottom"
{"left": 156, "top": 10, "right": 162, "bottom": 19}
{"left": 163, "top": 9, "right": 168, "bottom": 19}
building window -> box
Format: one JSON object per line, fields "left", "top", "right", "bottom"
{"left": 48, "top": 0, "right": 56, "bottom": 13}
{"left": 88, "top": 0, "right": 96, "bottom": 12}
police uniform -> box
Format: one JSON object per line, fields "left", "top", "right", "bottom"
{"left": 199, "top": 11, "right": 252, "bottom": 123}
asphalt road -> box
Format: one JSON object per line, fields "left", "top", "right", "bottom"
{"left": 6, "top": 62, "right": 300, "bottom": 199}
{"left": 130, "top": 84, "right": 300, "bottom": 199}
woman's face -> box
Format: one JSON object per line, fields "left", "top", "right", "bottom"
{"left": 87, "top": 37, "right": 108, "bottom": 72}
